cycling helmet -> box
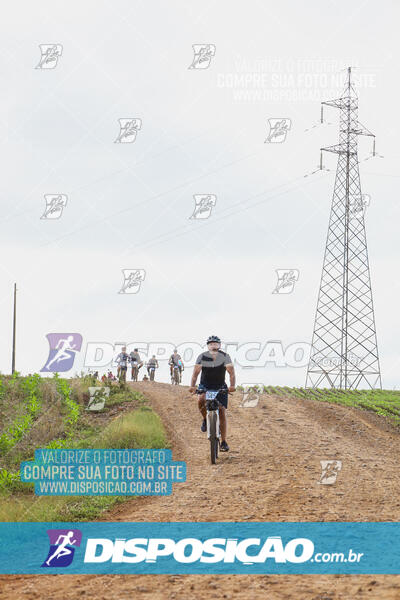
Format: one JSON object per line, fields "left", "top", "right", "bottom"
{"left": 207, "top": 335, "right": 221, "bottom": 344}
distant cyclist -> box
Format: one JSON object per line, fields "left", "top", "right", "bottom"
{"left": 129, "top": 348, "right": 143, "bottom": 380}
{"left": 147, "top": 355, "right": 159, "bottom": 380}
{"left": 169, "top": 349, "right": 184, "bottom": 382}
{"left": 189, "top": 335, "right": 235, "bottom": 452}
{"left": 116, "top": 347, "right": 129, "bottom": 383}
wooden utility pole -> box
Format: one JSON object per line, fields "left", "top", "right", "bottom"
{"left": 11, "top": 283, "right": 16, "bottom": 374}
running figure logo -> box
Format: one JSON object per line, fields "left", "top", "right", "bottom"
{"left": 35, "top": 44, "right": 63, "bottom": 69}
{"left": 41, "top": 333, "right": 83, "bottom": 373}
{"left": 114, "top": 118, "right": 142, "bottom": 143}
{"left": 240, "top": 384, "right": 264, "bottom": 408}
{"left": 188, "top": 44, "right": 216, "bottom": 69}
{"left": 349, "top": 193, "right": 370, "bottom": 220}
{"left": 272, "top": 269, "right": 299, "bottom": 294}
{"left": 87, "top": 386, "right": 110, "bottom": 411}
{"left": 40, "top": 194, "right": 68, "bottom": 219}
{"left": 119, "top": 269, "right": 146, "bottom": 294}
{"left": 265, "top": 118, "right": 291, "bottom": 143}
{"left": 189, "top": 194, "right": 217, "bottom": 220}
{"left": 318, "top": 460, "right": 342, "bottom": 485}
{"left": 42, "top": 529, "right": 82, "bottom": 567}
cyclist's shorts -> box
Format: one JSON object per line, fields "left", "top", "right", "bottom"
{"left": 120, "top": 366, "right": 127, "bottom": 371}
{"left": 197, "top": 383, "right": 228, "bottom": 409}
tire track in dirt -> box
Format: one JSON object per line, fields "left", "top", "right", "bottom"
{"left": 2, "top": 382, "right": 400, "bottom": 599}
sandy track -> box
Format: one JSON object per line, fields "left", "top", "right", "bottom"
{"left": 2, "top": 383, "right": 400, "bottom": 599}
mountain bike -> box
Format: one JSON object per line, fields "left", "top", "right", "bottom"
{"left": 172, "top": 365, "right": 180, "bottom": 385}
{"left": 197, "top": 387, "right": 226, "bottom": 465}
{"left": 118, "top": 366, "right": 127, "bottom": 384}
{"left": 148, "top": 365, "right": 156, "bottom": 381}
{"left": 131, "top": 361, "right": 139, "bottom": 382}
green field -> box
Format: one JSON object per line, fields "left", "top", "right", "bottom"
{"left": 0, "top": 373, "right": 168, "bottom": 521}
{"left": 238, "top": 385, "right": 400, "bottom": 425}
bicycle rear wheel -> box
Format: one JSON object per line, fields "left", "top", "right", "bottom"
{"left": 209, "top": 413, "right": 217, "bottom": 465}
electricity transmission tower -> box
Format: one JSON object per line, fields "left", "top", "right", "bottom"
{"left": 306, "top": 67, "right": 382, "bottom": 390}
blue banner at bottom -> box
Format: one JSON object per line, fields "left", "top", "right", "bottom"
{"left": 0, "top": 522, "right": 399, "bottom": 574}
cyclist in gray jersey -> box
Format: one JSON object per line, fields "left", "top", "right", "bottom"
{"left": 116, "top": 347, "right": 129, "bottom": 383}
{"left": 147, "top": 355, "right": 159, "bottom": 367}
{"left": 169, "top": 349, "right": 184, "bottom": 382}
{"left": 129, "top": 348, "right": 143, "bottom": 380}
{"left": 190, "top": 335, "right": 235, "bottom": 452}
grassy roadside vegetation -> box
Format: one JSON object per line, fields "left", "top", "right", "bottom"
{"left": 0, "top": 373, "right": 168, "bottom": 522}
{"left": 238, "top": 385, "right": 400, "bottom": 425}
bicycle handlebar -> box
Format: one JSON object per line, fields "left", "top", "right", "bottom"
{"left": 193, "top": 386, "right": 233, "bottom": 395}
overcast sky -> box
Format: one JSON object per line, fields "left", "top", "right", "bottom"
{"left": 0, "top": 0, "right": 398, "bottom": 388}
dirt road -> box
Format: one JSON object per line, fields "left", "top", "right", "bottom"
{"left": 2, "top": 383, "right": 400, "bottom": 599}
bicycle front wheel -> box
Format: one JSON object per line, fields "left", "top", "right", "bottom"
{"left": 209, "top": 412, "right": 218, "bottom": 465}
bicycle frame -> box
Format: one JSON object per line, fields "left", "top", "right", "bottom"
{"left": 131, "top": 362, "right": 139, "bottom": 380}
{"left": 172, "top": 365, "right": 180, "bottom": 384}
{"left": 205, "top": 391, "right": 221, "bottom": 441}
